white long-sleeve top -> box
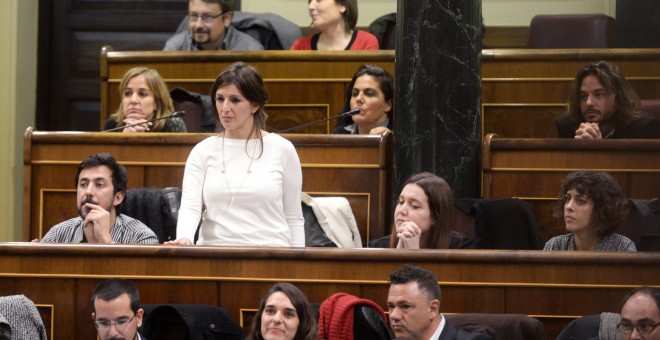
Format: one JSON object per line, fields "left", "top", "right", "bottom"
{"left": 177, "top": 133, "right": 305, "bottom": 247}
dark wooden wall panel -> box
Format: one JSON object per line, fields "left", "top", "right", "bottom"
{"left": 37, "top": 0, "right": 188, "bottom": 131}
{"left": 101, "top": 49, "right": 660, "bottom": 138}
{"left": 482, "top": 136, "right": 660, "bottom": 243}
{"left": 23, "top": 130, "right": 393, "bottom": 245}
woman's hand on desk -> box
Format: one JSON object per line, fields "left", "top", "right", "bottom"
{"left": 122, "top": 117, "right": 152, "bottom": 132}
{"left": 164, "top": 238, "right": 192, "bottom": 246}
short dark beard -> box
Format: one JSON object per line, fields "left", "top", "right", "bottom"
{"left": 78, "top": 196, "right": 114, "bottom": 219}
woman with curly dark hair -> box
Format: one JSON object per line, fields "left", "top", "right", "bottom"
{"left": 544, "top": 171, "right": 636, "bottom": 251}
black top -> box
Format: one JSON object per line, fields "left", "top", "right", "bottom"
{"left": 368, "top": 231, "right": 476, "bottom": 249}
{"left": 555, "top": 110, "right": 660, "bottom": 138}
{"left": 333, "top": 118, "right": 392, "bottom": 134}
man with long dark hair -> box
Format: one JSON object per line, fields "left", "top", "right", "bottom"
{"left": 556, "top": 61, "right": 660, "bottom": 139}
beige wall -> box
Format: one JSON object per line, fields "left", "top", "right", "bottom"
{"left": 0, "top": 0, "right": 38, "bottom": 241}
{"left": 242, "top": 0, "right": 617, "bottom": 27}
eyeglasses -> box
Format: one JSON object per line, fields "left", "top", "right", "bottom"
{"left": 617, "top": 320, "right": 660, "bottom": 335}
{"left": 189, "top": 12, "right": 225, "bottom": 24}
{"left": 94, "top": 315, "right": 135, "bottom": 331}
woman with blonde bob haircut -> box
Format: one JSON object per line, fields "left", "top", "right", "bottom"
{"left": 104, "top": 66, "right": 187, "bottom": 132}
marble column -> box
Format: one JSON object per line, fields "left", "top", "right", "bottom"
{"left": 393, "top": 0, "right": 483, "bottom": 201}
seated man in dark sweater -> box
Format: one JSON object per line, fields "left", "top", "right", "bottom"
{"left": 556, "top": 61, "right": 660, "bottom": 139}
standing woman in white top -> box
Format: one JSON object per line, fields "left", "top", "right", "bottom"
{"left": 167, "top": 62, "right": 305, "bottom": 247}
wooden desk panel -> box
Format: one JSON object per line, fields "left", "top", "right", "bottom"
{"left": 100, "top": 47, "right": 395, "bottom": 133}
{"left": 23, "top": 129, "right": 392, "bottom": 245}
{"left": 0, "top": 244, "right": 656, "bottom": 339}
{"left": 482, "top": 134, "right": 660, "bottom": 240}
{"left": 101, "top": 48, "right": 660, "bottom": 138}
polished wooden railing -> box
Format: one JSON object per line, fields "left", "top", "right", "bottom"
{"left": 0, "top": 243, "right": 656, "bottom": 339}
{"left": 101, "top": 48, "right": 660, "bottom": 137}
{"left": 23, "top": 129, "right": 392, "bottom": 245}
{"left": 482, "top": 134, "right": 660, "bottom": 241}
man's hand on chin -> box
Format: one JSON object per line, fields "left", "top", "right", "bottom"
{"left": 82, "top": 203, "right": 113, "bottom": 244}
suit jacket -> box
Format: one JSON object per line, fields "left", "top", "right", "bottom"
{"left": 556, "top": 313, "right": 621, "bottom": 340}
{"left": 621, "top": 199, "right": 660, "bottom": 251}
{"left": 232, "top": 11, "right": 302, "bottom": 49}
{"left": 446, "top": 313, "right": 545, "bottom": 340}
{"left": 0, "top": 295, "right": 48, "bottom": 340}
{"left": 439, "top": 323, "right": 493, "bottom": 340}
{"left": 555, "top": 110, "right": 660, "bottom": 138}
{"left": 301, "top": 193, "right": 362, "bottom": 247}
{"left": 455, "top": 198, "right": 544, "bottom": 250}
{"left": 141, "top": 304, "right": 244, "bottom": 340}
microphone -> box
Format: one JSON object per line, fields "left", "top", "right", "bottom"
{"left": 103, "top": 111, "right": 186, "bottom": 132}
{"left": 276, "top": 108, "right": 361, "bottom": 133}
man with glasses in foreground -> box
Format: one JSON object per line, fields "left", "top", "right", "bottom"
{"left": 91, "top": 278, "right": 145, "bottom": 340}
{"left": 164, "top": 0, "right": 263, "bottom": 51}
{"left": 619, "top": 287, "right": 660, "bottom": 340}
{"left": 556, "top": 61, "right": 660, "bottom": 139}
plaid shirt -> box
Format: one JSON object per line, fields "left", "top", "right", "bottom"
{"left": 41, "top": 214, "right": 158, "bottom": 244}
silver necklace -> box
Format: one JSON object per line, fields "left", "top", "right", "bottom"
{"left": 221, "top": 133, "right": 258, "bottom": 209}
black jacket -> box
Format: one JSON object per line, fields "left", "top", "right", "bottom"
{"left": 555, "top": 110, "right": 660, "bottom": 138}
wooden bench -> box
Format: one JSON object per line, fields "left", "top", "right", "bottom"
{"left": 100, "top": 46, "right": 395, "bottom": 133}
{"left": 23, "top": 128, "right": 392, "bottom": 245}
{"left": 481, "top": 48, "right": 660, "bottom": 138}
{"left": 101, "top": 47, "right": 660, "bottom": 137}
{"left": 0, "top": 243, "right": 655, "bottom": 339}
{"left": 482, "top": 133, "right": 660, "bottom": 241}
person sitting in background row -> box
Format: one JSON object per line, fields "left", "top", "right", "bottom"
{"left": 38, "top": 153, "right": 158, "bottom": 244}
{"left": 291, "top": 0, "right": 378, "bottom": 50}
{"left": 544, "top": 171, "right": 636, "bottom": 251}
{"left": 334, "top": 64, "right": 393, "bottom": 135}
{"left": 164, "top": 0, "right": 263, "bottom": 51}
{"left": 104, "top": 67, "right": 187, "bottom": 132}
{"left": 556, "top": 61, "right": 660, "bottom": 139}
{"left": 370, "top": 172, "right": 474, "bottom": 249}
